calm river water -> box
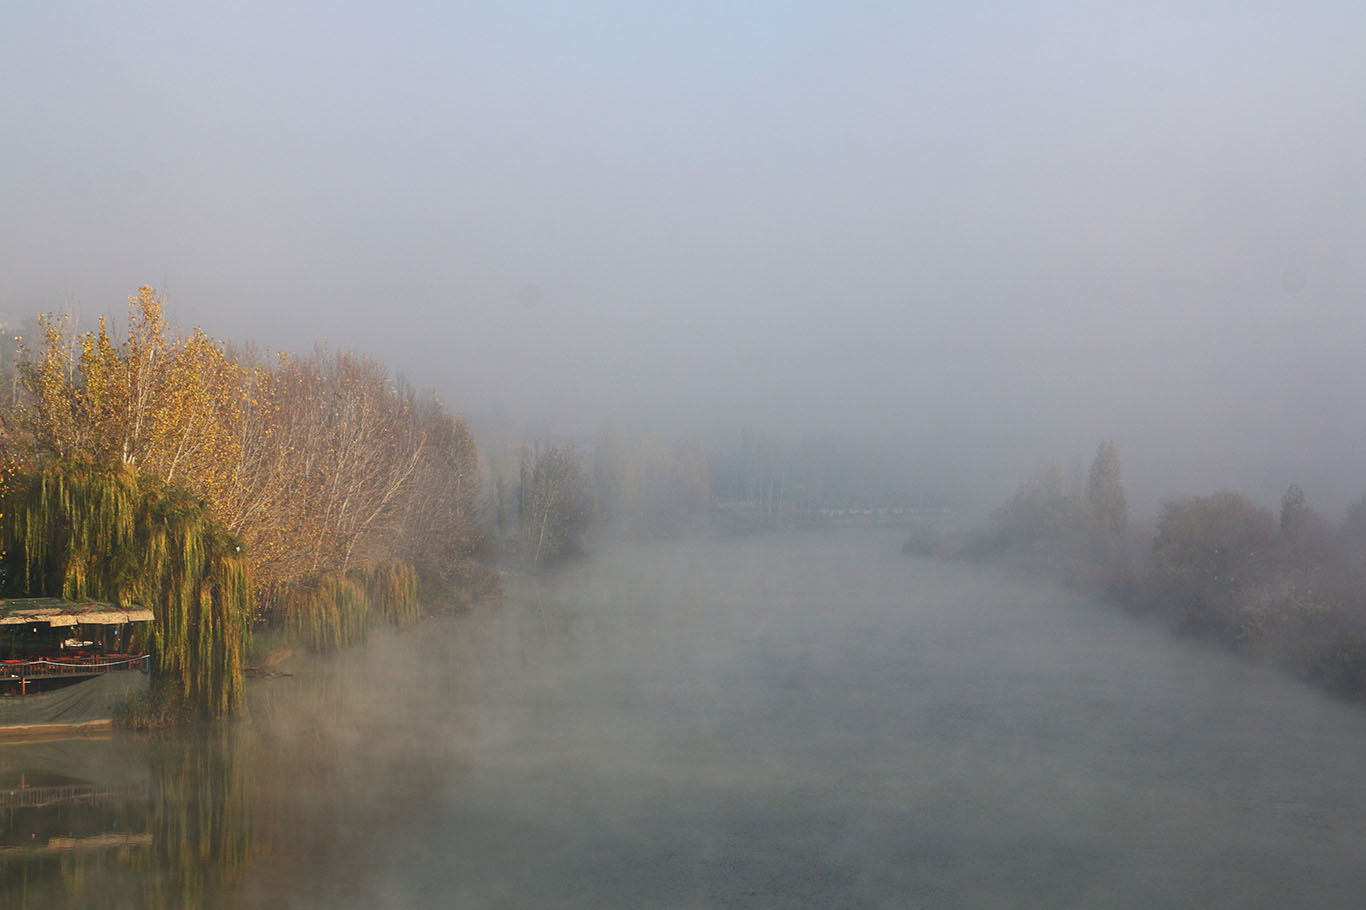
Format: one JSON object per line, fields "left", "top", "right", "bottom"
{"left": 5, "top": 526, "right": 1366, "bottom": 908}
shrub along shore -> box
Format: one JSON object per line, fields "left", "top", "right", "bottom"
{"left": 909, "top": 441, "right": 1366, "bottom": 701}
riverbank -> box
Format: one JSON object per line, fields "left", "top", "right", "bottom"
{"left": 908, "top": 497, "right": 1366, "bottom": 705}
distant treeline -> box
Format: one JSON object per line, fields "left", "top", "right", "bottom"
{"left": 0, "top": 289, "right": 493, "bottom": 718}
{"left": 491, "top": 425, "right": 929, "bottom": 557}
{"left": 909, "top": 441, "right": 1366, "bottom": 699}
{"left": 486, "top": 427, "right": 710, "bottom": 565}
{"left": 709, "top": 428, "right": 927, "bottom": 514}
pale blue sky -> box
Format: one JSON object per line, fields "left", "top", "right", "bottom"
{"left": 3, "top": 1, "right": 1365, "bottom": 504}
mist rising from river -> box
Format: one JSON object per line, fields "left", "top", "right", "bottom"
{"left": 7, "top": 526, "right": 1366, "bottom": 908}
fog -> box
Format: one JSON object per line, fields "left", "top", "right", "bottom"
{"left": 6, "top": 9, "right": 1366, "bottom": 906}
{"left": 3, "top": 2, "right": 1365, "bottom": 507}
{"left": 10, "top": 527, "right": 1366, "bottom": 907}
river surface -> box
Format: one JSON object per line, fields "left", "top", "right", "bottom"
{"left": 5, "top": 526, "right": 1366, "bottom": 908}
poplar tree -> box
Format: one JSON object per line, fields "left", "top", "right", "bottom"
{"left": 1085, "top": 439, "right": 1128, "bottom": 567}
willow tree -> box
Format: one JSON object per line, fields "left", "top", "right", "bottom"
{"left": 364, "top": 560, "right": 420, "bottom": 628}
{"left": 279, "top": 571, "right": 370, "bottom": 653}
{"left": 2, "top": 462, "right": 251, "bottom": 717}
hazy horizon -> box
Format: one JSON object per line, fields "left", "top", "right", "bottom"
{"left": 3, "top": 1, "right": 1364, "bottom": 510}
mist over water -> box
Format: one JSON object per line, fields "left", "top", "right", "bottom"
{"left": 3, "top": 4, "right": 1364, "bottom": 906}
{"left": 8, "top": 526, "right": 1366, "bottom": 907}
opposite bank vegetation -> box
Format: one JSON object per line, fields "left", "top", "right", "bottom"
{"left": 0, "top": 289, "right": 504, "bottom": 723}
{"left": 909, "top": 440, "right": 1366, "bottom": 701}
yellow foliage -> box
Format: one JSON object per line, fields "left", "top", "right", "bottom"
{"left": 20, "top": 313, "right": 83, "bottom": 458}
{"left": 14, "top": 285, "right": 487, "bottom": 621}
{"left": 18, "top": 288, "right": 248, "bottom": 522}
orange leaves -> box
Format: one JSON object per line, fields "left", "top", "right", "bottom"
{"left": 79, "top": 317, "right": 127, "bottom": 463}
{"left": 218, "top": 345, "right": 482, "bottom": 590}
{"left": 140, "top": 328, "right": 247, "bottom": 492}
{"left": 15, "top": 287, "right": 485, "bottom": 601}
{"left": 16, "top": 313, "right": 82, "bottom": 459}
{"left": 17, "top": 287, "right": 248, "bottom": 515}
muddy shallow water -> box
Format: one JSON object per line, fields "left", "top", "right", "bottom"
{"left": 5, "top": 526, "right": 1366, "bottom": 908}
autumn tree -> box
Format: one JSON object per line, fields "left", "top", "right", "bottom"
{"left": 395, "top": 397, "right": 482, "bottom": 583}
{"left": 17, "top": 287, "right": 247, "bottom": 505}
{"left": 519, "top": 445, "right": 590, "bottom": 565}
{"left": 219, "top": 348, "right": 427, "bottom": 583}
{"left": 209, "top": 345, "right": 487, "bottom": 616}
{"left": 18, "top": 312, "right": 84, "bottom": 458}
{"left": 14, "top": 289, "right": 492, "bottom": 645}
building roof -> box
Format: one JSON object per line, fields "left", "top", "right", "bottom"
{"left": 0, "top": 598, "right": 154, "bottom": 627}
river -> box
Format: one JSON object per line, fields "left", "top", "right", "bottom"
{"left": 4, "top": 525, "right": 1366, "bottom": 908}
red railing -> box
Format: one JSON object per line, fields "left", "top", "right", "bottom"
{"left": 0, "top": 654, "right": 150, "bottom": 680}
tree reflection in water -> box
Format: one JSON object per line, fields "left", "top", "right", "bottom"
{"left": 1, "top": 617, "right": 479, "bottom": 908}
{"left": 1, "top": 728, "right": 248, "bottom": 910}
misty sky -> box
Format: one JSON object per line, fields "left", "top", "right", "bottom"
{"left": 3, "top": 2, "right": 1364, "bottom": 507}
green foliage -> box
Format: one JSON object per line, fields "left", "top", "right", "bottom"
{"left": 268, "top": 560, "right": 422, "bottom": 653}
{"left": 364, "top": 559, "right": 421, "bottom": 628}
{"left": 1, "top": 461, "right": 251, "bottom": 718}
{"left": 140, "top": 486, "right": 251, "bottom": 718}
{"left": 113, "top": 679, "right": 197, "bottom": 730}
{"left": 244, "top": 626, "right": 295, "bottom": 668}
{"left": 135, "top": 729, "right": 250, "bottom": 907}
{"left": 279, "top": 572, "right": 371, "bottom": 653}
{"left": 7, "top": 460, "right": 142, "bottom": 601}
{"left": 0, "top": 729, "right": 249, "bottom": 909}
